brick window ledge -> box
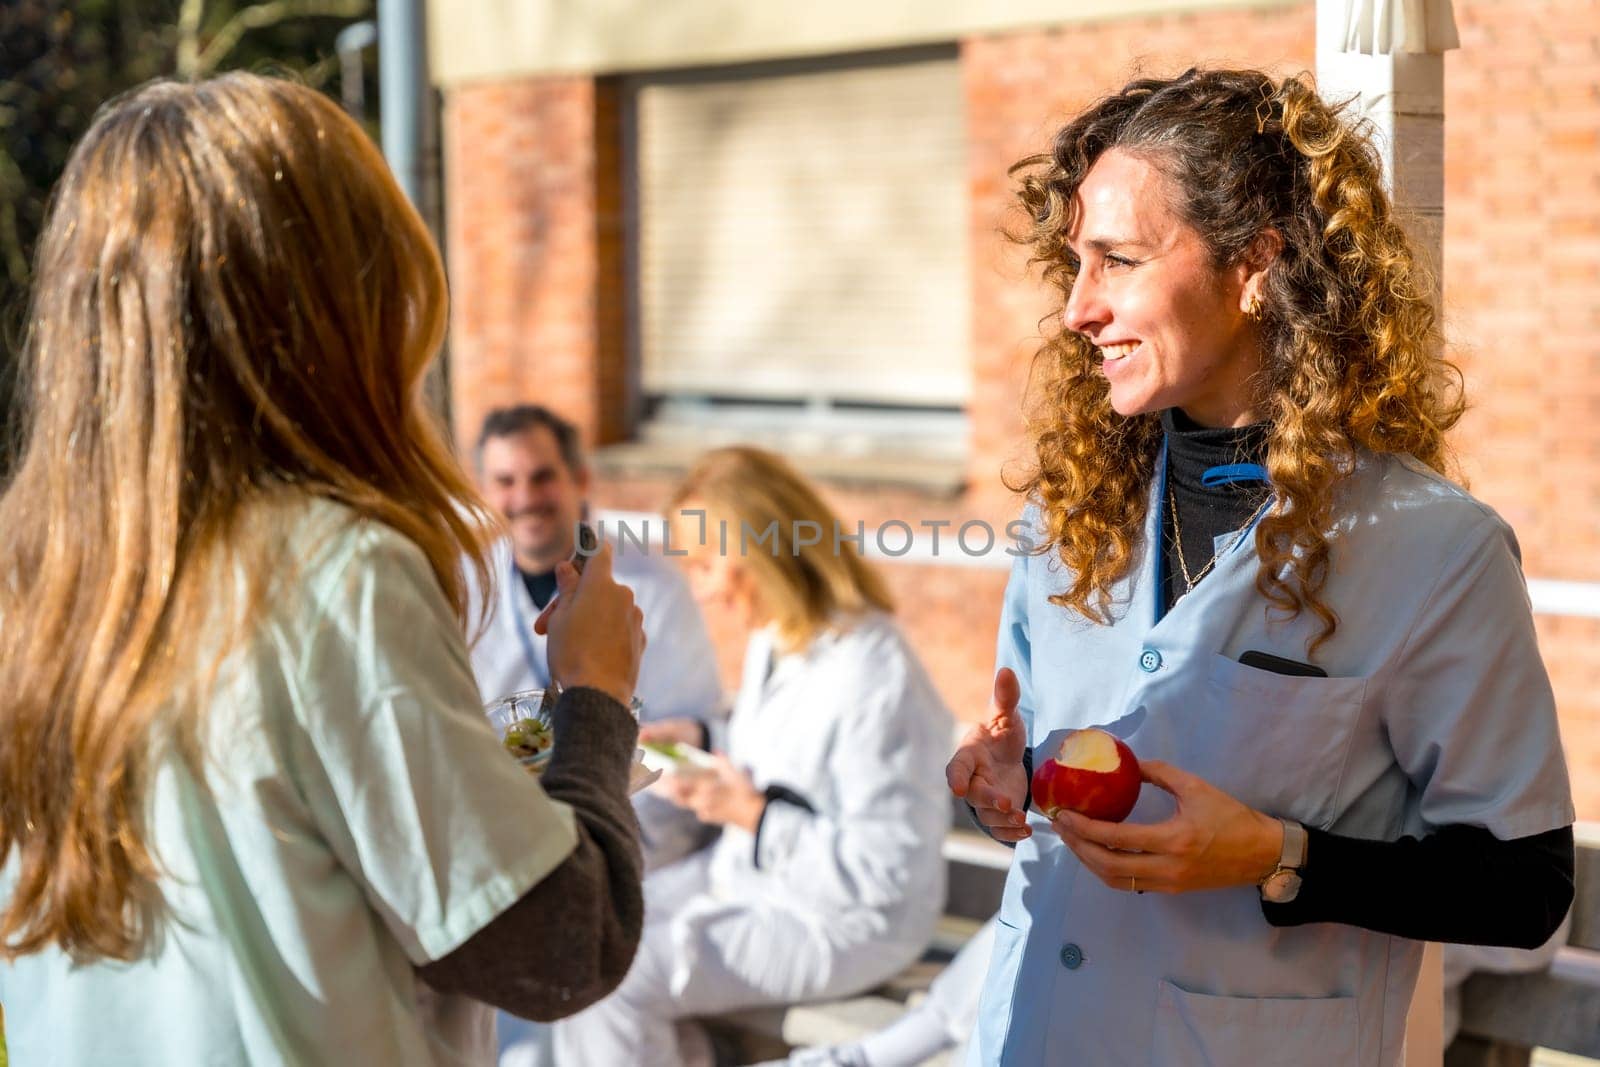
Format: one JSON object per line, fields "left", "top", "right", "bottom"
{"left": 592, "top": 441, "right": 966, "bottom": 499}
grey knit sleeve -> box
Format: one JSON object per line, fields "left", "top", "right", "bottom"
{"left": 416, "top": 686, "right": 644, "bottom": 1020}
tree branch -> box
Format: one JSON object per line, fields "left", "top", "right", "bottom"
{"left": 176, "top": 0, "right": 207, "bottom": 80}
{"left": 195, "top": 0, "right": 372, "bottom": 77}
{"left": 298, "top": 52, "right": 341, "bottom": 91}
{"left": 0, "top": 149, "right": 29, "bottom": 285}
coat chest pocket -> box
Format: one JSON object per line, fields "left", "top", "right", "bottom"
{"left": 1183, "top": 654, "right": 1368, "bottom": 828}
{"left": 1151, "top": 980, "right": 1360, "bottom": 1067}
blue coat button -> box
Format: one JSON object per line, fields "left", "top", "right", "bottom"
{"left": 1139, "top": 648, "right": 1162, "bottom": 672}
{"left": 1059, "top": 942, "right": 1084, "bottom": 970}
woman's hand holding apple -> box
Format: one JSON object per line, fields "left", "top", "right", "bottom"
{"left": 946, "top": 668, "right": 1032, "bottom": 843}
{"left": 660, "top": 753, "right": 766, "bottom": 833}
{"left": 1049, "top": 759, "right": 1283, "bottom": 894}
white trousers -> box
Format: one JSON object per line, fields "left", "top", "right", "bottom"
{"left": 554, "top": 851, "right": 890, "bottom": 1067}
{"left": 925, "top": 915, "right": 996, "bottom": 1048}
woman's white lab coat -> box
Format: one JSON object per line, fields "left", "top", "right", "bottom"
{"left": 705, "top": 610, "right": 954, "bottom": 972}
{"left": 554, "top": 610, "right": 953, "bottom": 1067}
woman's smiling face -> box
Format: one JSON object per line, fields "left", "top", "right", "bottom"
{"left": 1061, "top": 148, "right": 1266, "bottom": 429}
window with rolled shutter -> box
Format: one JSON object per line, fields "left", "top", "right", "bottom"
{"left": 630, "top": 48, "right": 970, "bottom": 453}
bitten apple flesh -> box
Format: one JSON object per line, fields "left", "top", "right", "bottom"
{"left": 1031, "top": 728, "right": 1142, "bottom": 822}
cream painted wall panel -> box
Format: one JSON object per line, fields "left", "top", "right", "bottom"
{"left": 636, "top": 56, "right": 969, "bottom": 407}
{"left": 430, "top": 0, "right": 1304, "bottom": 86}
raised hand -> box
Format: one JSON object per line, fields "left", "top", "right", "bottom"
{"left": 535, "top": 543, "right": 646, "bottom": 709}
{"left": 946, "top": 668, "right": 1033, "bottom": 843}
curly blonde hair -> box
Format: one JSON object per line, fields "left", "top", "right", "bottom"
{"left": 1010, "top": 68, "right": 1464, "bottom": 646}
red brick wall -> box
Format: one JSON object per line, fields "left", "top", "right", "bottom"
{"left": 442, "top": 0, "right": 1600, "bottom": 815}
{"left": 443, "top": 78, "right": 622, "bottom": 456}
{"left": 596, "top": 472, "right": 1013, "bottom": 719}
{"left": 1444, "top": 0, "right": 1600, "bottom": 819}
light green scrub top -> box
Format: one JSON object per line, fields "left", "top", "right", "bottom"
{"left": 0, "top": 500, "right": 579, "bottom": 1065}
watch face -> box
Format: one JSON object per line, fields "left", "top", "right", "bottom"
{"left": 1262, "top": 870, "right": 1302, "bottom": 904}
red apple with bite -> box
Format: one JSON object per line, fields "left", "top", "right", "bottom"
{"left": 1031, "top": 728, "right": 1142, "bottom": 822}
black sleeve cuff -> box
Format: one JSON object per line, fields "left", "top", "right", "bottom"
{"left": 752, "top": 784, "right": 817, "bottom": 869}
{"left": 1260, "top": 826, "right": 1337, "bottom": 927}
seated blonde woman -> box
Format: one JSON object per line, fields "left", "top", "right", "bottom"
{"left": 555, "top": 447, "right": 954, "bottom": 1067}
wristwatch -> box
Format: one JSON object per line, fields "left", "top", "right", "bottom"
{"left": 1259, "top": 818, "right": 1308, "bottom": 903}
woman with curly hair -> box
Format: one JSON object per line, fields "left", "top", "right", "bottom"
{"left": 947, "top": 68, "right": 1573, "bottom": 1065}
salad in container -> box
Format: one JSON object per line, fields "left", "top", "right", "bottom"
{"left": 485, "top": 688, "right": 659, "bottom": 792}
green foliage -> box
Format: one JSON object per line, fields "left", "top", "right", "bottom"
{"left": 0, "top": 0, "right": 374, "bottom": 370}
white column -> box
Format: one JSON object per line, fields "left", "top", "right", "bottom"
{"left": 1315, "top": 1, "right": 1448, "bottom": 270}
{"left": 1315, "top": 4, "right": 1454, "bottom": 1065}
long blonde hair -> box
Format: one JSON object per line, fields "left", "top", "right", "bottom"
{"left": 1010, "top": 69, "right": 1463, "bottom": 647}
{"left": 0, "top": 74, "right": 494, "bottom": 962}
{"left": 669, "top": 447, "right": 893, "bottom": 652}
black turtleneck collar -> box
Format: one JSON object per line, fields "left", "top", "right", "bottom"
{"left": 1160, "top": 408, "right": 1272, "bottom": 609}
{"left": 1160, "top": 407, "right": 1270, "bottom": 491}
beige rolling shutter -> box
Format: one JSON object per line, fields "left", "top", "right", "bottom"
{"left": 635, "top": 53, "right": 970, "bottom": 408}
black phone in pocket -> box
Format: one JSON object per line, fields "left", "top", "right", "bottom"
{"left": 1238, "top": 649, "right": 1328, "bottom": 678}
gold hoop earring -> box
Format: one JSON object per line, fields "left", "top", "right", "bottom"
{"left": 1245, "top": 295, "right": 1263, "bottom": 322}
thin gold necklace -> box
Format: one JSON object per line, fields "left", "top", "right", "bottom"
{"left": 1167, "top": 481, "right": 1274, "bottom": 595}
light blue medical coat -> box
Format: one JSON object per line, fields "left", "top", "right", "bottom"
{"left": 971, "top": 452, "right": 1573, "bottom": 1066}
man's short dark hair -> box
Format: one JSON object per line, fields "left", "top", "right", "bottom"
{"left": 475, "top": 405, "right": 585, "bottom": 473}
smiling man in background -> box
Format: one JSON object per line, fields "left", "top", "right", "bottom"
{"left": 467, "top": 403, "right": 726, "bottom": 871}
{"left": 468, "top": 406, "right": 727, "bottom": 1067}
